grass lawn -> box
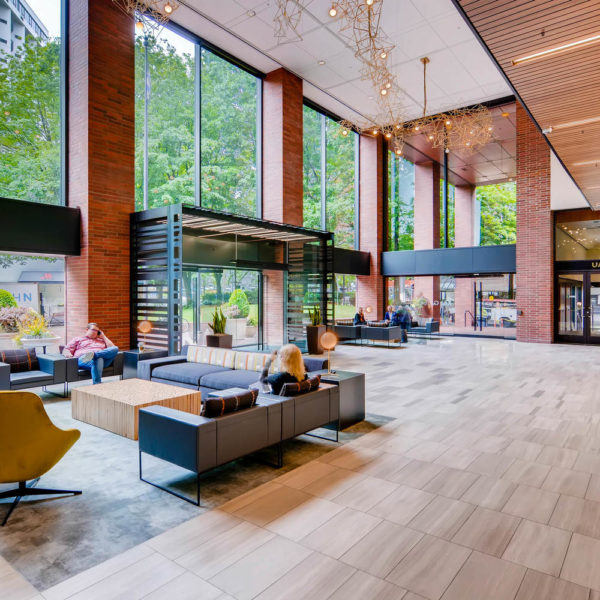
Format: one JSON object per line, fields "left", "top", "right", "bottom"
{"left": 181, "top": 304, "right": 356, "bottom": 324}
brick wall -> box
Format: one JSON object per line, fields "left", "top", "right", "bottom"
{"left": 357, "top": 134, "right": 384, "bottom": 319}
{"left": 414, "top": 161, "right": 441, "bottom": 320}
{"left": 454, "top": 185, "right": 475, "bottom": 328}
{"left": 516, "top": 102, "right": 553, "bottom": 343}
{"left": 65, "top": 0, "right": 134, "bottom": 348}
{"left": 263, "top": 68, "right": 303, "bottom": 226}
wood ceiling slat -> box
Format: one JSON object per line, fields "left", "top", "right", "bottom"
{"left": 457, "top": 0, "right": 599, "bottom": 206}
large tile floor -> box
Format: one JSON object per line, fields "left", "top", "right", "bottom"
{"left": 4, "top": 336, "right": 600, "bottom": 599}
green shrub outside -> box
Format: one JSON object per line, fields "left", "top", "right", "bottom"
{"left": 228, "top": 289, "right": 250, "bottom": 318}
{"left": 0, "top": 290, "right": 17, "bottom": 308}
{"left": 202, "top": 290, "right": 220, "bottom": 305}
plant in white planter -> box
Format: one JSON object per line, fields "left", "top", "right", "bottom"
{"left": 14, "top": 310, "right": 53, "bottom": 346}
{"left": 0, "top": 307, "right": 32, "bottom": 349}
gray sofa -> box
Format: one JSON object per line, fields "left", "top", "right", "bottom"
{"left": 137, "top": 346, "right": 328, "bottom": 398}
{"left": 408, "top": 319, "right": 440, "bottom": 338}
{"left": 138, "top": 382, "right": 339, "bottom": 504}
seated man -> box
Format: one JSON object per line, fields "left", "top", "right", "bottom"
{"left": 63, "top": 323, "right": 118, "bottom": 384}
{"left": 353, "top": 306, "right": 367, "bottom": 326}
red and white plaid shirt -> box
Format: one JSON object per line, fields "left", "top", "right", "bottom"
{"left": 65, "top": 336, "right": 107, "bottom": 358}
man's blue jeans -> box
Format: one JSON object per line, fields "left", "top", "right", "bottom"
{"left": 78, "top": 346, "right": 119, "bottom": 384}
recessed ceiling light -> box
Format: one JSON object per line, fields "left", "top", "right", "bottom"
{"left": 512, "top": 33, "right": 600, "bottom": 65}
{"left": 501, "top": 111, "right": 510, "bottom": 118}
{"left": 318, "top": 59, "right": 326, "bottom": 65}
{"left": 247, "top": 10, "right": 256, "bottom": 17}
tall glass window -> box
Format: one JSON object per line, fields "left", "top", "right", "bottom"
{"left": 477, "top": 181, "right": 516, "bottom": 246}
{"left": 303, "top": 105, "right": 357, "bottom": 249}
{"left": 201, "top": 49, "right": 259, "bottom": 216}
{"left": 135, "top": 29, "right": 195, "bottom": 210}
{"left": 0, "top": 0, "right": 62, "bottom": 205}
{"left": 387, "top": 153, "right": 415, "bottom": 250}
{"left": 136, "top": 28, "right": 260, "bottom": 216}
{"left": 440, "top": 179, "right": 455, "bottom": 248}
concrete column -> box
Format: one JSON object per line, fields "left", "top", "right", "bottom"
{"left": 357, "top": 134, "right": 384, "bottom": 319}
{"left": 413, "top": 161, "right": 441, "bottom": 320}
{"left": 516, "top": 102, "right": 553, "bottom": 343}
{"left": 66, "top": 0, "right": 134, "bottom": 348}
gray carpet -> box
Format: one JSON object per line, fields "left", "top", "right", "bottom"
{"left": 0, "top": 385, "right": 392, "bottom": 591}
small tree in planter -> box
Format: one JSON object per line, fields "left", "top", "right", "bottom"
{"left": 412, "top": 296, "right": 430, "bottom": 324}
{"left": 306, "top": 306, "right": 325, "bottom": 355}
{"left": 14, "top": 310, "right": 54, "bottom": 347}
{"left": 206, "top": 307, "right": 232, "bottom": 348}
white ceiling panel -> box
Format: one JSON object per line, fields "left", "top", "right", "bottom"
{"left": 179, "top": 0, "right": 512, "bottom": 124}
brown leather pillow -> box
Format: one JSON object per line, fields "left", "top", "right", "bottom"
{"left": 202, "top": 389, "right": 258, "bottom": 418}
{"left": 0, "top": 348, "right": 39, "bottom": 373}
{"left": 280, "top": 375, "right": 320, "bottom": 396}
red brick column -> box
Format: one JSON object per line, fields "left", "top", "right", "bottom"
{"left": 516, "top": 102, "right": 553, "bottom": 343}
{"left": 262, "top": 68, "right": 303, "bottom": 226}
{"left": 357, "top": 134, "right": 384, "bottom": 319}
{"left": 262, "top": 68, "right": 303, "bottom": 345}
{"left": 65, "top": 0, "right": 134, "bottom": 349}
{"left": 454, "top": 185, "right": 475, "bottom": 328}
{"left": 413, "top": 161, "right": 441, "bottom": 320}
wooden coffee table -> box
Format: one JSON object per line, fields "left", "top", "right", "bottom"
{"left": 71, "top": 378, "right": 202, "bottom": 440}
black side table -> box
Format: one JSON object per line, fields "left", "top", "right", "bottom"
{"left": 123, "top": 349, "right": 169, "bottom": 379}
{"left": 321, "top": 370, "right": 365, "bottom": 429}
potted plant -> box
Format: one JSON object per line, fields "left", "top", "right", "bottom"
{"left": 206, "top": 307, "right": 232, "bottom": 348}
{"left": 14, "top": 310, "right": 59, "bottom": 347}
{"left": 246, "top": 315, "right": 258, "bottom": 338}
{"left": 306, "top": 305, "right": 325, "bottom": 355}
{"left": 226, "top": 289, "right": 250, "bottom": 341}
{"left": 412, "top": 296, "right": 430, "bottom": 325}
{"left": 0, "top": 306, "right": 31, "bottom": 349}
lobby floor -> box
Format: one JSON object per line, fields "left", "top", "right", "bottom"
{"left": 4, "top": 336, "right": 600, "bottom": 599}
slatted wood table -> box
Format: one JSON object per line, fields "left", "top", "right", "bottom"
{"left": 71, "top": 378, "right": 202, "bottom": 440}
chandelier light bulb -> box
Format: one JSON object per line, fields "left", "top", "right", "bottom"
{"left": 414, "top": 126, "right": 420, "bottom": 131}
{"left": 341, "top": 129, "right": 348, "bottom": 136}
{"left": 428, "top": 135, "right": 434, "bottom": 140}
{"left": 385, "top": 133, "right": 392, "bottom": 138}
{"left": 372, "top": 129, "right": 378, "bottom": 135}
{"left": 366, "top": 0, "right": 374, "bottom": 5}
{"left": 135, "top": 20, "right": 144, "bottom": 31}
{"left": 445, "top": 120, "right": 451, "bottom": 126}
{"left": 488, "top": 126, "right": 493, "bottom": 131}
{"left": 380, "top": 88, "right": 387, "bottom": 95}
{"left": 164, "top": 2, "right": 173, "bottom": 14}
{"left": 329, "top": 5, "right": 337, "bottom": 17}
{"left": 385, "top": 82, "right": 392, "bottom": 89}
{"left": 395, "top": 148, "right": 402, "bottom": 155}
{"left": 380, "top": 51, "right": 387, "bottom": 59}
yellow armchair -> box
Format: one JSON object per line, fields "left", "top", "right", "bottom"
{"left": 0, "top": 391, "right": 81, "bottom": 526}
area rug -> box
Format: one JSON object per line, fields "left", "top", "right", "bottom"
{"left": 0, "top": 387, "right": 392, "bottom": 591}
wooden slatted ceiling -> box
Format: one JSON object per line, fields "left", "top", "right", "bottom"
{"left": 457, "top": 0, "right": 600, "bottom": 208}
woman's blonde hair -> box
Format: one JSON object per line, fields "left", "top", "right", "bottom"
{"left": 278, "top": 344, "right": 305, "bottom": 382}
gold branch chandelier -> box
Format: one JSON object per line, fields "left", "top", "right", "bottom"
{"left": 111, "top": 0, "right": 179, "bottom": 34}
{"left": 274, "top": 1, "right": 494, "bottom": 156}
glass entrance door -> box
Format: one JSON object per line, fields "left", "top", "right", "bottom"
{"left": 557, "top": 272, "right": 600, "bottom": 344}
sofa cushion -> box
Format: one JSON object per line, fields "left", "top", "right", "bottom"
{"left": 152, "top": 362, "right": 232, "bottom": 387}
{"left": 0, "top": 348, "right": 39, "bottom": 373}
{"left": 200, "top": 368, "right": 261, "bottom": 390}
{"left": 202, "top": 389, "right": 258, "bottom": 418}
{"left": 186, "top": 346, "right": 237, "bottom": 368}
{"left": 233, "top": 351, "right": 273, "bottom": 373}
{"left": 10, "top": 369, "right": 53, "bottom": 385}
{"left": 280, "top": 375, "right": 321, "bottom": 397}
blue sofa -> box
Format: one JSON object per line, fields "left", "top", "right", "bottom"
{"left": 137, "top": 346, "right": 328, "bottom": 398}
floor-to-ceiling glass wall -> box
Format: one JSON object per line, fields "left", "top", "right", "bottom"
{"left": 0, "top": 0, "right": 65, "bottom": 352}
{"left": 183, "top": 267, "right": 261, "bottom": 348}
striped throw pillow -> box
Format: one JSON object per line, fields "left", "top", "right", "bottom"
{"left": 202, "top": 389, "right": 258, "bottom": 417}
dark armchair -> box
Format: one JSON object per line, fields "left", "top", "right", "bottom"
{"left": 0, "top": 352, "right": 67, "bottom": 396}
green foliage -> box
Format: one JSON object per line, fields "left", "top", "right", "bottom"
{"left": 308, "top": 305, "right": 322, "bottom": 326}
{"left": 0, "top": 306, "right": 31, "bottom": 332}
{"left": 303, "top": 290, "right": 320, "bottom": 304}
{"left": 0, "top": 37, "right": 61, "bottom": 204}
{"left": 135, "top": 36, "right": 258, "bottom": 215}
{"left": 412, "top": 296, "right": 429, "bottom": 311}
{"left": 440, "top": 180, "right": 455, "bottom": 248}
{"left": 388, "top": 154, "right": 415, "bottom": 251}
{"left": 303, "top": 107, "right": 355, "bottom": 249}
{"left": 0, "top": 289, "right": 17, "bottom": 308}
{"left": 202, "top": 290, "right": 219, "bottom": 305}
{"left": 246, "top": 315, "right": 257, "bottom": 327}
{"left": 208, "top": 307, "right": 227, "bottom": 334}
{"left": 477, "top": 182, "right": 517, "bottom": 246}
{"left": 227, "top": 288, "right": 250, "bottom": 318}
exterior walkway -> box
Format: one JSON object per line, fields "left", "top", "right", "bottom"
{"left": 5, "top": 337, "right": 600, "bottom": 599}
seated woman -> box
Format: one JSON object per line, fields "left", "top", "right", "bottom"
{"left": 259, "top": 344, "right": 307, "bottom": 396}
{"left": 384, "top": 305, "right": 394, "bottom": 323}
{"left": 353, "top": 306, "right": 367, "bottom": 326}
